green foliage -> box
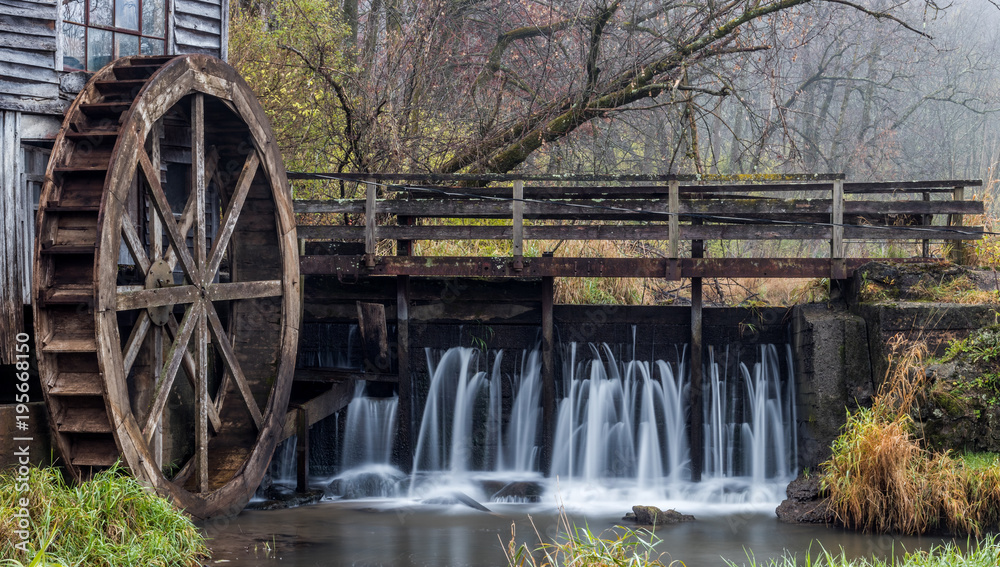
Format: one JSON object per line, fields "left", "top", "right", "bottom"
{"left": 0, "top": 464, "right": 208, "bottom": 566}
{"left": 942, "top": 326, "right": 1000, "bottom": 366}
{"left": 503, "top": 508, "right": 677, "bottom": 567}
{"left": 229, "top": 0, "right": 352, "bottom": 182}
{"left": 724, "top": 535, "right": 1000, "bottom": 567}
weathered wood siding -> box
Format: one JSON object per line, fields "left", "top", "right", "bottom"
{"left": 0, "top": 0, "right": 61, "bottom": 114}
{"left": 171, "top": 0, "right": 228, "bottom": 60}
{"left": 0, "top": 111, "right": 29, "bottom": 364}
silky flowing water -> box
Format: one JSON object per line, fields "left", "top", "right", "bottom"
{"left": 208, "top": 342, "right": 955, "bottom": 565}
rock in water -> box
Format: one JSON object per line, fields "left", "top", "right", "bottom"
{"left": 775, "top": 474, "right": 834, "bottom": 524}
{"left": 625, "top": 505, "right": 695, "bottom": 526}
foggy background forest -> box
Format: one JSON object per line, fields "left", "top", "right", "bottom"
{"left": 231, "top": 0, "right": 1000, "bottom": 183}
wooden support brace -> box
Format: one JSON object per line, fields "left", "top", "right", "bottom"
{"left": 296, "top": 407, "right": 309, "bottom": 493}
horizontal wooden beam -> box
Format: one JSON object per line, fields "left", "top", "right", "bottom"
{"left": 300, "top": 255, "right": 902, "bottom": 279}
{"left": 294, "top": 198, "right": 983, "bottom": 218}
{"left": 297, "top": 224, "right": 982, "bottom": 242}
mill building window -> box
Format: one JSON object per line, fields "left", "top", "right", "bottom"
{"left": 62, "top": 0, "right": 166, "bottom": 71}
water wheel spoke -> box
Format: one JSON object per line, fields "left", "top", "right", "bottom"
{"left": 192, "top": 94, "right": 207, "bottom": 285}
{"left": 122, "top": 310, "right": 152, "bottom": 378}
{"left": 164, "top": 313, "right": 223, "bottom": 433}
{"left": 139, "top": 149, "right": 201, "bottom": 282}
{"left": 205, "top": 151, "right": 259, "bottom": 280}
{"left": 205, "top": 301, "right": 263, "bottom": 430}
{"left": 143, "top": 299, "right": 202, "bottom": 439}
{"left": 195, "top": 299, "right": 209, "bottom": 493}
{"left": 116, "top": 284, "right": 201, "bottom": 311}
{"left": 207, "top": 280, "right": 282, "bottom": 302}
{"left": 121, "top": 211, "right": 153, "bottom": 274}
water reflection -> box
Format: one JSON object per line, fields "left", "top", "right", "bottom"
{"left": 201, "top": 500, "right": 956, "bottom": 567}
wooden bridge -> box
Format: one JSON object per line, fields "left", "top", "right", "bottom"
{"left": 289, "top": 172, "right": 984, "bottom": 483}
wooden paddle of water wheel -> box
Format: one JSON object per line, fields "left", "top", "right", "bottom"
{"left": 33, "top": 54, "right": 300, "bottom": 519}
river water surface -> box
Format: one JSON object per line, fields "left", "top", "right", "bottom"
{"left": 201, "top": 498, "right": 954, "bottom": 567}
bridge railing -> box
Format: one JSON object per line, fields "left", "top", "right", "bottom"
{"left": 290, "top": 174, "right": 984, "bottom": 280}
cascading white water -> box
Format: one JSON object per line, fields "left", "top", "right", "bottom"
{"left": 341, "top": 382, "right": 399, "bottom": 469}
{"left": 329, "top": 383, "right": 404, "bottom": 499}
{"left": 412, "top": 347, "right": 543, "bottom": 476}
{"left": 551, "top": 343, "right": 688, "bottom": 484}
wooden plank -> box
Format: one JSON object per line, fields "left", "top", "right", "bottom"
{"left": 294, "top": 197, "right": 982, "bottom": 220}
{"left": 175, "top": 0, "right": 223, "bottom": 18}
{"left": 302, "top": 255, "right": 894, "bottom": 279}
{"left": 297, "top": 222, "right": 981, "bottom": 242}
{"left": 174, "top": 12, "right": 222, "bottom": 35}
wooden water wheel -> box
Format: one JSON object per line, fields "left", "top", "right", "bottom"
{"left": 33, "top": 54, "right": 300, "bottom": 519}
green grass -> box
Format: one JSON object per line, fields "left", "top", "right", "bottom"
{"left": 725, "top": 535, "right": 1000, "bottom": 567}
{"left": 0, "top": 464, "right": 208, "bottom": 566}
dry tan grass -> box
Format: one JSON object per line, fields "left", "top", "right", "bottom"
{"left": 822, "top": 337, "right": 1000, "bottom": 535}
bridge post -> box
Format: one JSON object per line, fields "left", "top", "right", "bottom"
{"left": 541, "top": 270, "right": 555, "bottom": 472}
{"left": 689, "top": 213, "right": 704, "bottom": 482}
{"left": 949, "top": 185, "right": 967, "bottom": 264}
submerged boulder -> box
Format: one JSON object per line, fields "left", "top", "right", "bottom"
{"left": 622, "top": 505, "right": 694, "bottom": 527}
{"left": 775, "top": 474, "right": 834, "bottom": 524}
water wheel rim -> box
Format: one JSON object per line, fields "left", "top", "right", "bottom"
{"left": 37, "top": 54, "right": 299, "bottom": 519}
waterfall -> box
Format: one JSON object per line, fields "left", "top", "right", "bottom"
{"left": 341, "top": 382, "right": 398, "bottom": 469}
{"left": 412, "top": 347, "right": 542, "bottom": 476}
{"left": 329, "top": 382, "right": 403, "bottom": 499}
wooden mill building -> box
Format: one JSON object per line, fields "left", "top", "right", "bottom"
{"left": 0, "top": 0, "right": 229, "bottom": 364}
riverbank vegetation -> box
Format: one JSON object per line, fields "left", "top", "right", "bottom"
{"left": 0, "top": 464, "right": 208, "bottom": 566}
{"left": 821, "top": 340, "right": 1000, "bottom": 535}
{"left": 726, "top": 535, "right": 1000, "bottom": 567}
